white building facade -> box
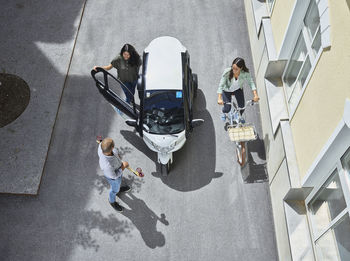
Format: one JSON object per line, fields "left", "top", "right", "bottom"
{"left": 244, "top": 0, "right": 350, "bottom": 260}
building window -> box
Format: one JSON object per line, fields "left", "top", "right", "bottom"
{"left": 309, "top": 170, "right": 347, "bottom": 236}
{"left": 282, "top": 0, "right": 322, "bottom": 113}
{"left": 315, "top": 215, "right": 350, "bottom": 260}
{"left": 307, "top": 147, "right": 350, "bottom": 260}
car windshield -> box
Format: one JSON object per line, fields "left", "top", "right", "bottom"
{"left": 143, "top": 90, "right": 184, "bottom": 134}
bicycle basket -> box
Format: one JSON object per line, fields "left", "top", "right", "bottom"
{"left": 228, "top": 125, "right": 257, "bottom": 142}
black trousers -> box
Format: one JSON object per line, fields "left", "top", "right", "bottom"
{"left": 222, "top": 88, "right": 245, "bottom": 115}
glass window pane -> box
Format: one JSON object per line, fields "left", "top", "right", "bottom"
{"left": 315, "top": 214, "right": 350, "bottom": 261}
{"left": 299, "top": 56, "right": 312, "bottom": 87}
{"left": 341, "top": 147, "right": 350, "bottom": 173}
{"left": 308, "top": 170, "right": 347, "bottom": 236}
{"left": 304, "top": 0, "right": 320, "bottom": 39}
{"left": 312, "top": 28, "right": 322, "bottom": 55}
{"left": 283, "top": 32, "right": 308, "bottom": 89}
{"left": 288, "top": 57, "right": 311, "bottom": 109}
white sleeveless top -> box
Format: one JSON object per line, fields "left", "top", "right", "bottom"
{"left": 227, "top": 77, "right": 240, "bottom": 92}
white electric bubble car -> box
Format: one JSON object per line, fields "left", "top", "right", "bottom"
{"left": 91, "top": 36, "right": 203, "bottom": 175}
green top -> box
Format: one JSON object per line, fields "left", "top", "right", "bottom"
{"left": 217, "top": 67, "right": 256, "bottom": 94}
{"left": 111, "top": 55, "right": 142, "bottom": 83}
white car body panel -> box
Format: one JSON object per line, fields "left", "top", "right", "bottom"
{"left": 144, "top": 36, "right": 186, "bottom": 91}
{"left": 142, "top": 130, "right": 187, "bottom": 164}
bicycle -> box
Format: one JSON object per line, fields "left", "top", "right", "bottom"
{"left": 222, "top": 98, "right": 258, "bottom": 167}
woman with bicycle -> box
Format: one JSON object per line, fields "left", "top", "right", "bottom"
{"left": 217, "top": 57, "right": 259, "bottom": 121}
{"left": 93, "top": 43, "right": 141, "bottom": 104}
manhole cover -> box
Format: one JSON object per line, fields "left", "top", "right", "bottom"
{"left": 0, "top": 73, "right": 30, "bottom": 128}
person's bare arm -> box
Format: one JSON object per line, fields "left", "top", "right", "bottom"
{"left": 121, "top": 161, "right": 129, "bottom": 170}
{"left": 93, "top": 64, "right": 113, "bottom": 71}
{"left": 252, "top": 90, "right": 259, "bottom": 102}
{"left": 218, "top": 93, "right": 223, "bottom": 105}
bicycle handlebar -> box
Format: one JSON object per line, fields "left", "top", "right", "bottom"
{"left": 222, "top": 100, "right": 257, "bottom": 110}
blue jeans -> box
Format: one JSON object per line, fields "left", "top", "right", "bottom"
{"left": 122, "top": 81, "right": 137, "bottom": 104}
{"left": 222, "top": 88, "right": 245, "bottom": 115}
{"left": 106, "top": 175, "right": 122, "bottom": 203}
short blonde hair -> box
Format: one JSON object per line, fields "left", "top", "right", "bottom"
{"left": 101, "top": 138, "right": 114, "bottom": 154}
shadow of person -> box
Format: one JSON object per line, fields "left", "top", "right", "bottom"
{"left": 118, "top": 192, "right": 169, "bottom": 249}
{"left": 76, "top": 209, "right": 133, "bottom": 252}
{"left": 151, "top": 89, "right": 223, "bottom": 191}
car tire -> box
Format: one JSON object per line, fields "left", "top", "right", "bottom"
{"left": 160, "top": 162, "right": 170, "bottom": 176}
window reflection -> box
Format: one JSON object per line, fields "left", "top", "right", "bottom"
{"left": 283, "top": 32, "right": 307, "bottom": 91}
{"left": 304, "top": 0, "right": 320, "bottom": 39}
{"left": 341, "top": 147, "right": 350, "bottom": 173}
{"left": 315, "top": 214, "right": 350, "bottom": 261}
{"left": 308, "top": 170, "right": 347, "bottom": 236}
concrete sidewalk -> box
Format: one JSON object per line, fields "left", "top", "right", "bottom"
{"left": 0, "top": 0, "right": 86, "bottom": 194}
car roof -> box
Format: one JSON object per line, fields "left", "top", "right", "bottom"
{"left": 144, "top": 36, "right": 187, "bottom": 91}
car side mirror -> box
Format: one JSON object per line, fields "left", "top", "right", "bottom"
{"left": 191, "top": 119, "right": 204, "bottom": 128}
{"left": 125, "top": 119, "right": 137, "bottom": 127}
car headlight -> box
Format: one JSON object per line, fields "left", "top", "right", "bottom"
{"left": 160, "top": 140, "right": 177, "bottom": 153}
{"left": 145, "top": 137, "right": 163, "bottom": 152}
{"left": 158, "top": 141, "right": 176, "bottom": 154}
{"left": 152, "top": 140, "right": 176, "bottom": 153}
{"left": 144, "top": 135, "right": 180, "bottom": 153}
{"left": 150, "top": 141, "right": 161, "bottom": 151}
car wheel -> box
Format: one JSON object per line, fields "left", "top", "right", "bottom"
{"left": 160, "top": 162, "right": 170, "bottom": 176}
{"left": 192, "top": 73, "right": 198, "bottom": 98}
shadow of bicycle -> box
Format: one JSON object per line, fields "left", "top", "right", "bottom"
{"left": 241, "top": 137, "right": 268, "bottom": 183}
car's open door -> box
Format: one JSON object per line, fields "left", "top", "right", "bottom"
{"left": 91, "top": 67, "right": 138, "bottom": 120}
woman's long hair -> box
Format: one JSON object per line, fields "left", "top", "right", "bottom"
{"left": 229, "top": 57, "right": 249, "bottom": 80}
{"left": 120, "top": 44, "right": 140, "bottom": 67}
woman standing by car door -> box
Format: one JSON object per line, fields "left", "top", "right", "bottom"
{"left": 93, "top": 43, "right": 141, "bottom": 104}
{"left": 217, "top": 57, "right": 259, "bottom": 121}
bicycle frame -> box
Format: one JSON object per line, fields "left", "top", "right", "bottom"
{"left": 224, "top": 99, "right": 253, "bottom": 127}
{"left": 223, "top": 97, "right": 257, "bottom": 167}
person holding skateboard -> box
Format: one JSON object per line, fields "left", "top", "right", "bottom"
{"left": 97, "top": 137, "right": 130, "bottom": 212}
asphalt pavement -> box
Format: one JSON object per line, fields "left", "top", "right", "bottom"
{"left": 0, "top": 0, "right": 278, "bottom": 260}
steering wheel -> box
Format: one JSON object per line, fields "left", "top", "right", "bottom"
{"left": 164, "top": 114, "right": 174, "bottom": 124}
{"left": 150, "top": 108, "right": 166, "bottom": 124}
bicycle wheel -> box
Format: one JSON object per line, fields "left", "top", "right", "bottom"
{"left": 236, "top": 142, "right": 247, "bottom": 167}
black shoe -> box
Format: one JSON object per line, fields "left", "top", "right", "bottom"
{"left": 110, "top": 202, "right": 123, "bottom": 212}
{"left": 119, "top": 185, "right": 131, "bottom": 193}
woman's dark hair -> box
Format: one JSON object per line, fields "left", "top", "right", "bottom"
{"left": 229, "top": 57, "right": 249, "bottom": 80}
{"left": 120, "top": 43, "right": 140, "bottom": 67}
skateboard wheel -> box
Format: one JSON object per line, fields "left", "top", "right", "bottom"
{"left": 136, "top": 168, "right": 144, "bottom": 177}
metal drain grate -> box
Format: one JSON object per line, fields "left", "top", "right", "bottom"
{"left": 0, "top": 73, "right": 30, "bottom": 127}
